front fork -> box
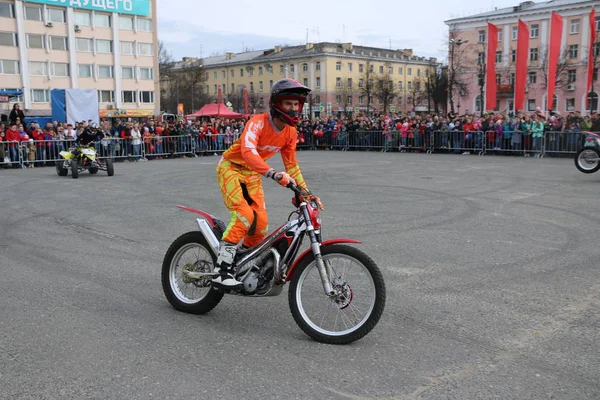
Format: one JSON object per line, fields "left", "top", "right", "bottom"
{"left": 301, "top": 205, "right": 335, "bottom": 296}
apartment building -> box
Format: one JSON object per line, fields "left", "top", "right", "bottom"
{"left": 0, "top": 0, "right": 159, "bottom": 120}
{"left": 445, "top": 0, "right": 600, "bottom": 115}
{"left": 167, "top": 42, "right": 437, "bottom": 118}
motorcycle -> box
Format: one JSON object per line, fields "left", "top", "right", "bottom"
{"left": 56, "top": 145, "right": 114, "bottom": 179}
{"left": 575, "top": 132, "right": 600, "bottom": 174}
{"left": 161, "top": 184, "right": 386, "bottom": 344}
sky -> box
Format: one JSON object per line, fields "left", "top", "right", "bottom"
{"left": 156, "top": 0, "right": 520, "bottom": 63}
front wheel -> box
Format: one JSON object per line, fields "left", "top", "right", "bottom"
{"left": 288, "top": 244, "right": 386, "bottom": 345}
{"left": 575, "top": 147, "right": 600, "bottom": 174}
{"left": 106, "top": 158, "right": 114, "bottom": 176}
{"left": 71, "top": 159, "right": 79, "bottom": 179}
{"left": 56, "top": 160, "right": 68, "bottom": 176}
{"left": 161, "top": 231, "right": 224, "bottom": 314}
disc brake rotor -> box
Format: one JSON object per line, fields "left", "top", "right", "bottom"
{"left": 331, "top": 278, "right": 353, "bottom": 309}
{"left": 181, "top": 260, "right": 212, "bottom": 287}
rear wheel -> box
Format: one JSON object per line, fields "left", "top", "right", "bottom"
{"left": 56, "top": 160, "right": 68, "bottom": 176}
{"left": 161, "top": 231, "right": 224, "bottom": 314}
{"left": 288, "top": 244, "right": 386, "bottom": 345}
{"left": 575, "top": 147, "right": 600, "bottom": 174}
{"left": 71, "top": 160, "right": 79, "bottom": 179}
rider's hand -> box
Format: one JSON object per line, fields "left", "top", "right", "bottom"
{"left": 266, "top": 169, "right": 296, "bottom": 188}
{"left": 294, "top": 190, "right": 324, "bottom": 210}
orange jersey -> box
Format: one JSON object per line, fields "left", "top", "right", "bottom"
{"left": 222, "top": 113, "right": 306, "bottom": 188}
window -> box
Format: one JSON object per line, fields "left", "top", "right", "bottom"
{"left": 398, "top": 81, "right": 403, "bottom": 90}
{"left": 230, "top": 83, "right": 234, "bottom": 93}
{"left": 348, "top": 63, "right": 353, "bottom": 72}
{"left": 258, "top": 66, "right": 263, "bottom": 76}
{"left": 24, "top": 6, "right": 41, "bottom": 21}
{"left": 120, "top": 41, "right": 134, "bottom": 55}
{"left": 51, "top": 63, "right": 69, "bottom": 77}
{"left": 98, "top": 65, "right": 113, "bottom": 78}
{"left": 596, "top": 15, "right": 600, "bottom": 31}
{"left": 139, "top": 67, "right": 153, "bottom": 80}
{"left": 478, "top": 52, "right": 485, "bottom": 64}
{"left": 250, "top": 82, "right": 254, "bottom": 91}
{"left": 408, "top": 81, "right": 412, "bottom": 90}
{"left": 398, "top": 67, "right": 403, "bottom": 74}
{"left": 568, "top": 69, "right": 576, "bottom": 83}
{"left": 29, "top": 62, "right": 47, "bottom": 76}
{"left": 379, "top": 66, "right": 384, "bottom": 73}
{"left": 96, "top": 39, "right": 112, "bottom": 53}
{"left": 267, "top": 65, "right": 272, "bottom": 73}
{"left": 76, "top": 38, "right": 93, "bottom": 52}
{"left": 478, "top": 30, "right": 485, "bottom": 43}
{"left": 496, "top": 51, "right": 502, "bottom": 63}
{"left": 27, "top": 34, "right": 45, "bottom": 49}
{"left": 530, "top": 24, "right": 539, "bottom": 38}
{"left": 496, "top": 74, "right": 501, "bottom": 85}
{"left": 569, "top": 45, "right": 578, "bottom": 58}
{"left": 47, "top": 8, "right": 65, "bottom": 23}
{"left": 0, "top": 2, "right": 14, "bottom": 18}
{"left": 98, "top": 90, "right": 114, "bottom": 102}
{"left": 369, "top": 64, "right": 374, "bottom": 73}
{"left": 509, "top": 73, "right": 515, "bottom": 86}
{"left": 498, "top": 28, "right": 503, "bottom": 41}
{"left": 359, "top": 64, "right": 364, "bottom": 73}
{"left": 315, "top": 62, "right": 320, "bottom": 71}
{"left": 302, "top": 63, "right": 308, "bottom": 72}
{"left": 74, "top": 11, "right": 91, "bottom": 26}
{"left": 138, "top": 42, "right": 153, "bottom": 56}
{"left": 137, "top": 18, "right": 152, "bottom": 31}
{"left": 31, "top": 89, "right": 49, "bottom": 102}
{"left": 0, "top": 32, "right": 17, "bottom": 47}
{"left": 417, "top": 69, "right": 421, "bottom": 77}
{"left": 316, "top": 77, "right": 320, "bottom": 88}
{"left": 259, "top": 81, "right": 264, "bottom": 91}
{"left": 0, "top": 60, "right": 19, "bottom": 74}
{"left": 302, "top": 78, "right": 308, "bottom": 86}
{"left": 336, "top": 61, "right": 341, "bottom": 71}
{"left": 347, "top": 96, "right": 352, "bottom": 105}
{"left": 511, "top": 49, "right": 516, "bottom": 63}
{"left": 336, "top": 95, "right": 342, "bottom": 104}
{"left": 566, "top": 98, "right": 575, "bottom": 111}
{"left": 121, "top": 66, "right": 134, "bottom": 79}
{"left": 230, "top": 70, "right": 234, "bottom": 77}
{"left": 530, "top": 48, "right": 539, "bottom": 61}
{"left": 594, "top": 42, "right": 600, "bottom": 57}
{"left": 78, "top": 64, "right": 92, "bottom": 78}
{"left": 139, "top": 91, "right": 154, "bottom": 103}
{"left": 279, "top": 65, "right": 283, "bottom": 74}
{"left": 570, "top": 19, "right": 580, "bottom": 34}
{"left": 512, "top": 26, "right": 518, "bottom": 40}
{"left": 388, "top": 66, "right": 393, "bottom": 74}
{"left": 269, "top": 80, "right": 273, "bottom": 89}
{"left": 315, "top": 95, "right": 320, "bottom": 103}
{"left": 221, "top": 70, "right": 225, "bottom": 79}
{"left": 527, "top": 71, "right": 537, "bottom": 84}
{"left": 347, "top": 78, "right": 352, "bottom": 88}
{"left": 94, "top": 13, "right": 111, "bottom": 28}
{"left": 336, "top": 77, "right": 341, "bottom": 88}
{"left": 50, "top": 36, "right": 67, "bottom": 50}
{"left": 289, "top": 64, "right": 294, "bottom": 72}
{"left": 359, "top": 79, "right": 364, "bottom": 88}
{"left": 122, "top": 90, "right": 136, "bottom": 103}
{"left": 475, "top": 95, "right": 483, "bottom": 112}
{"left": 119, "top": 16, "right": 133, "bottom": 30}
{"left": 407, "top": 68, "right": 412, "bottom": 75}
{"left": 358, "top": 96, "right": 364, "bottom": 105}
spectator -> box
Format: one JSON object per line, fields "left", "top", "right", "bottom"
{"left": 9, "top": 104, "right": 25, "bottom": 126}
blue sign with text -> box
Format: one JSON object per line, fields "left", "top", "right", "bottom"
{"left": 26, "top": 0, "right": 150, "bottom": 17}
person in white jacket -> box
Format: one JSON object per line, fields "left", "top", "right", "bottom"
{"left": 130, "top": 122, "right": 142, "bottom": 161}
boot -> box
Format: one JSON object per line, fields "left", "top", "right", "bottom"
{"left": 211, "top": 241, "right": 242, "bottom": 288}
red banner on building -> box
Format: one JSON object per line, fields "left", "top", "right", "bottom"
{"left": 243, "top": 86, "right": 249, "bottom": 115}
{"left": 587, "top": 9, "right": 597, "bottom": 109}
{"left": 547, "top": 12, "right": 563, "bottom": 111}
{"left": 514, "top": 19, "right": 529, "bottom": 112}
{"left": 485, "top": 22, "right": 498, "bottom": 111}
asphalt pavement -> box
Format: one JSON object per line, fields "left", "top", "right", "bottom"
{"left": 1, "top": 151, "right": 599, "bottom": 399}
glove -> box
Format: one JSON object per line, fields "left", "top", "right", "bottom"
{"left": 266, "top": 169, "right": 296, "bottom": 188}
{"left": 293, "top": 190, "right": 324, "bottom": 211}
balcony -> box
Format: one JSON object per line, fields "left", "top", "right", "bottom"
{"left": 496, "top": 84, "right": 514, "bottom": 97}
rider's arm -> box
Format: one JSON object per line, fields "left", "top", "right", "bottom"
{"left": 239, "top": 120, "right": 273, "bottom": 176}
{"left": 281, "top": 131, "right": 308, "bottom": 191}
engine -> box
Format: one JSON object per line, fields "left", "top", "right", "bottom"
{"left": 241, "top": 251, "right": 276, "bottom": 294}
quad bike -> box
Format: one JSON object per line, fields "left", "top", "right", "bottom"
{"left": 56, "top": 145, "right": 114, "bottom": 179}
{"left": 575, "top": 132, "right": 600, "bottom": 174}
{"left": 162, "top": 184, "right": 386, "bottom": 345}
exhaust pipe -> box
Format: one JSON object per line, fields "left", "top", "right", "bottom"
{"left": 196, "top": 218, "right": 220, "bottom": 256}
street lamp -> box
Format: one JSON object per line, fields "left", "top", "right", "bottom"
{"left": 449, "top": 37, "right": 468, "bottom": 115}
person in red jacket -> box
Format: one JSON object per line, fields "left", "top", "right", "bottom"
{"left": 212, "top": 79, "right": 323, "bottom": 288}
{"left": 5, "top": 123, "right": 20, "bottom": 165}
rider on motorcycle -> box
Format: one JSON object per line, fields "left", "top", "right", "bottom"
{"left": 212, "top": 79, "right": 324, "bottom": 289}
{"left": 71, "top": 122, "right": 105, "bottom": 158}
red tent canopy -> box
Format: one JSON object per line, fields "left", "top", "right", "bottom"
{"left": 185, "top": 103, "right": 245, "bottom": 119}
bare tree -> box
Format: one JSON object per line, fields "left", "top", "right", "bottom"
{"left": 446, "top": 24, "right": 471, "bottom": 114}
{"left": 359, "top": 61, "right": 376, "bottom": 114}
{"left": 408, "top": 76, "right": 428, "bottom": 109}
{"left": 427, "top": 66, "right": 448, "bottom": 114}
{"left": 158, "top": 40, "right": 173, "bottom": 78}
{"left": 540, "top": 46, "right": 571, "bottom": 91}
{"left": 336, "top": 78, "right": 355, "bottom": 116}
{"left": 162, "top": 59, "right": 208, "bottom": 115}
{"left": 373, "top": 70, "right": 397, "bottom": 115}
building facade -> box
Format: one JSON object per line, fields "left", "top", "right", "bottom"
{"left": 445, "top": 0, "right": 600, "bottom": 116}
{"left": 168, "top": 42, "right": 437, "bottom": 118}
{"left": 0, "top": 0, "right": 159, "bottom": 121}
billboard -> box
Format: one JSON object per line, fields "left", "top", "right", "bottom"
{"left": 25, "top": 0, "right": 150, "bottom": 17}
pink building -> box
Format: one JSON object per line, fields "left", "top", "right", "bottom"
{"left": 445, "top": 0, "right": 600, "bottom": 116}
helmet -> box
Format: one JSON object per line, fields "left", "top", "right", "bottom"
{"left": 89, "top": 122, "right": 99, "bottom": 129}
{"left": 269, "top": 79, "right": 311, "bottom": 126}
{"left": 21, "top": 134, "right": 29, "bottom": 141}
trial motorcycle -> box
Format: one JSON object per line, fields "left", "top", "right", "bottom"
{"left": 575, "top": 132, "right": 600, "bottom": 174}
{"left": 161, "top": 184, "right": 386, "bottom": 344}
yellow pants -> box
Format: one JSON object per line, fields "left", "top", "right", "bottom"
{"left": 216, "top": 158, "right": 268, "bottom": 248}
